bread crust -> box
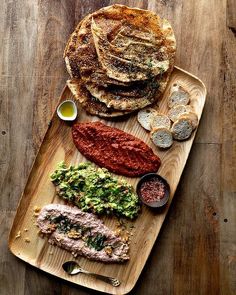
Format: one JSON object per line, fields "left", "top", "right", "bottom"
{"left": 179, "top": 112, "right": 199, "bottom": 130}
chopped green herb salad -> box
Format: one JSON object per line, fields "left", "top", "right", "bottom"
{"left": 50, "top": 162, "right": 140, "bottom": 219}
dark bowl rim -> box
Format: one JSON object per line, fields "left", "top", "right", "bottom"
{"left": 136, "top": 173, "right": 170, "bottom": 208}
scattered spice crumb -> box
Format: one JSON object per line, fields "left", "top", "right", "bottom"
{"left": 33, "top": 206, "right": 41, "bottom": 217}
{"left": 49, "top": 251, "right": 53, "bottom": 255}
{"left": 24, "top": 228, "right": 28, "bottom": 232}
{"left": 24, "top": 237, "right": 30, "bottom": 243}
{"left": 114, "top": 217, "right": 132, "bottom": 243}
{"left": 33, "top": 206, "right": 41, "bottom": 213}
{"left": 15, "top": 231, "right": 21, "bottom": 239}
{"left": 104, "top": 246, "right": 113, "bottom": 256}
{"left": 37, "top": 230, "right": 44, "bottom": 238}
{"left": 122, "top": 233, "right": 129, "bottom": 242}
{"left": 115, "top": 228, "right": 121, "bottom": 236}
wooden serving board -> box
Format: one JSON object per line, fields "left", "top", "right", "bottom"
{"left": 8, "top": 67, "right": 206, "bottom": 294}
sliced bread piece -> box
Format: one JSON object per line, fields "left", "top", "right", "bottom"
{"left": 151, "top": 113, "right": 171, "bottom": 130}
{"left": 151, "top": 127, "right": 173, "bottom": 149}
{"left": 179, "top": 112, "right": 198, "bottom": 130}
{"left": 185, "top": 105, "right": 194, "bottom": 113}
{"left": 167, "top": 105, "right": 188, "bottom": 122}
{"left": 171, "top": 117, "right": 193, "bottom": 140}
{"left": 168, "top": 86, "right": 190, "bottom": 108}
{"left": 170, "top": 83, "right": 179, "bottom": 92}
{"left": 137, "top": 108, "right": 158, "bottom": 131}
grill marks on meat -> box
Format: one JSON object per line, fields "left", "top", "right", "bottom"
{"left": 37, "top": 204, "right": 129, "bottom": 263}
{"left": 72, "top": 122, "right": 161, "bottom": 177}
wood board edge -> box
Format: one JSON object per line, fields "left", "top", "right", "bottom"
{"left": 8, "top": 68, "right": 207, "bottom": 294}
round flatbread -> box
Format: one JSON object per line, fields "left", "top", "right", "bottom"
{"left": 64, "top": 4, "right": 176, "bottom": 85}
{"left": 85, "top": 60, "right": 174, "bottom": 111}
{"left": 67, "top": 79, "right": 131, "bottom": 118}
{"left": 64, "top": 13, "right": 128, "bottom": 87}
{"left": 64, "top": 5, "right": 176, "bottom": 116}
{"left": 90, "top": 5, "right": 176, "bottom": 82}
{"left": 85, "top": 78, "right": 157, "bottom": 111}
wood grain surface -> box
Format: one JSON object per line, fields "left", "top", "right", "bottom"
{"left": 0, "top": 0, "right": 235, "bottom": 295}
{"left": 8, "top": 67, "right": 206, "bottom": 295}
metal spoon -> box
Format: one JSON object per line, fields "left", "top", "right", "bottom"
{"left": 62, "top": 261, "right": 121, "bottom": 287}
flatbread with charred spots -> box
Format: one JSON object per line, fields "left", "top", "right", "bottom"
{"left": 64, "top": 5, "right": 176, "bottom": 116}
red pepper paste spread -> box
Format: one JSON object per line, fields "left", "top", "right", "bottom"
{"left": 140, "top": 177, "right": 166, "bottom": 203}
{"left": 72, "top": 122, "right": 161, "bottom": 177}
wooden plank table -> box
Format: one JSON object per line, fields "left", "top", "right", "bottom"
{"left": 0, "top": 0, "right": 235, "bottom": 294}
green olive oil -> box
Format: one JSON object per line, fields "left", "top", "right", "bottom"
{"left": 60, "top": 101, "right": 75, "bottom": 117}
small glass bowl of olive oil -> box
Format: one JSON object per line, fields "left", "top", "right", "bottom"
{"left": 57, "top": 100, "right": 77, "bottom": 121}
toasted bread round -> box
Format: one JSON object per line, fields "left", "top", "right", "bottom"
{"left": 185, "top": 105, "right": 194, "bottom": 112}
{"left": 151, "top": 113, "right": 171, "bottom": 130}
{"left": 168, "top": 86, "right": 190, "bottom": 108}
{"left": 167, "top": 105, "right": 188, "bottom": 122}
{"left": 151, "top": 127, "right": 173, "bottom": 149}
{"left": 179, "top": 112, "right": 198, "bottom": 130}
{"left": 171, "top": 117, "right": 193, "bottom": 140}
{"left": 137, "top": 108, "right": 157, "bottom": 131}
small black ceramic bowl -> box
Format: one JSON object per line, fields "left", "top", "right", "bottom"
{"left": 136, "top": 173, "right": 170, "bottom": 208}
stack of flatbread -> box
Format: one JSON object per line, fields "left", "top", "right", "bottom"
{"left": 64, "top": 4, "right": 176, "bottom": 117}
